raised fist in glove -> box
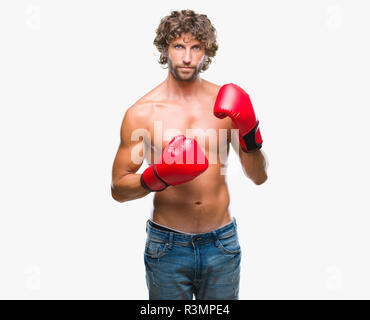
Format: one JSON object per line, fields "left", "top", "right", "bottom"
{"left": 214, "top": 83, "right": 263, "bottom": 152}
{"left": 140, "top": 135, "right": 209, "bottom": 192}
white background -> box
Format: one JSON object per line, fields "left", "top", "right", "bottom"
{"left": 0, "top": 0, "right": 369, "bottom": 299}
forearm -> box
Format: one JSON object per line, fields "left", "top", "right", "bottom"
{"left": 111, "top": 173, "right": 150, "bottom": 203}
{"left": 240, "top": 149, "right": 268, "bottom": 185}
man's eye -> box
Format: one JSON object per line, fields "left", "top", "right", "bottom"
{"left": 174, "top": 45, "right": 201, "bottom": 50}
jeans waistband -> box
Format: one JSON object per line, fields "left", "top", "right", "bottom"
{"left": 148, "top": 220, "right": 183, "bottom": 234}
{"left": 145, "top": 217, "right": 238, "bottom": 245}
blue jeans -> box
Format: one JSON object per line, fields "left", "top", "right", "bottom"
{"left": 144, "top": 217, "right": 241, "bottom": 300}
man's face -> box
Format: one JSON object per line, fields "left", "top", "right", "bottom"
{"left": 166, "top": 33, "right": 206, "bottom": 82}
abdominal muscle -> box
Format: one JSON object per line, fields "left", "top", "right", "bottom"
{"left": 151, "top": 166, "right": 232, "bottom": 234}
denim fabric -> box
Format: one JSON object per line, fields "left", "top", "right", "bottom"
{"left": 144, "top": 217, "right": 241, "bottom": 300}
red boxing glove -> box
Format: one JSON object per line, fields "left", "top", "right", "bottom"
{"left": 140, "top": 135, "right": 209, "bottom": 192}
{"left": 214, "top": 83, "right": 263, "bottom": 152}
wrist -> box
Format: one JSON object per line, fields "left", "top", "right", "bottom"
{"left": 239, "top": 121, "right": 263, "bottom": 152}
{"left": 140, "top": 165, "right": 168, "bottom": 192}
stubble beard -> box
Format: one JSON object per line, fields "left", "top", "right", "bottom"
{"left": 167, "top": 55, "right": 205, "bottom": 82}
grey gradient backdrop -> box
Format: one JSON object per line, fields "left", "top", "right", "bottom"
{"left": 0, "top": 0, "right": 369, "bottom": 299}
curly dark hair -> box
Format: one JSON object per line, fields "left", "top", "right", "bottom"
{"left": 153, "top": 9, "right": 218, "bottom": 72}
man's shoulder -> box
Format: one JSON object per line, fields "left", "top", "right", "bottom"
{"left": 130, "top": 81, "right": 165, "bottom": 110}
{"left": 129, "top": 99, "right": 154, "bottom": 113}
{"left": 203, "top": 79, "right": 221, "bottom": 90}
{"left": 202, "top": 79, "right": 222, "bottom": 98}
{"left": 123, "top": 99, "right": 154, "bottom": 131}
{"left": 127, "top": 83, "right": 164, "bottom": 116}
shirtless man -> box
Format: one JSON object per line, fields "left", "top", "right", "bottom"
{"left": 111, "top": 10, "right": 268, "bottom": 300}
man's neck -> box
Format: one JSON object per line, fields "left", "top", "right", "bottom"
{"left": 164, "top": 72, "right": 203, "bottom": 102}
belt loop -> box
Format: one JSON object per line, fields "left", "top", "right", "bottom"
{"left": 211, "top": 230, "right": 219, "bottom": 247}
{"left": 168, "top": 232, "right": 174, "bottom": 250}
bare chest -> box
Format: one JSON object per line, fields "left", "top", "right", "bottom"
{"left": 145, "top": 101, "right": 231, "bottom": 161}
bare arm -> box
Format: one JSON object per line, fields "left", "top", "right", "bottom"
{"left": 111, "top": 104, "right": 151, "bottom": 202}
{"left": 230, "top": 130, "right": 269, "bottom": 185}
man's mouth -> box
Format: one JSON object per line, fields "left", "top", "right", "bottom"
{"left": 179, "top": 67, "right": 194, "bottom": 71}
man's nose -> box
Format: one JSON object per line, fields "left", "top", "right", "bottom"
{"left": 182, "top": 49, "right": 192, "bottom": 64}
